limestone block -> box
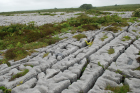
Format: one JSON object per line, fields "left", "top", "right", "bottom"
{"left": 45, "top": 69, "right": 60, "bottom": 79}
{"left": 125, "top": 78, "right": 140, "bottom": 93}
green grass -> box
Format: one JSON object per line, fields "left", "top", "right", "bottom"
{"left": 73, "top": 34, "right": 87, "bottom": 41}
{"left": 0, "top": 59, "right": 11, "bottom": 66}
{"left": 43, "top": 53, "right": 49, "bottom": 58}
{"left": 9, "top": 69, "right": 29, "bottom": 81}
{"left": 98, "top": 62, "right": 104, "bottom": 69}
{"left": 108, "top": 48, "right": 115, "bottom": 54}
{"left": 40, "top": 13, "right": 57, "bottom": 16}
{"left": 0, "top": 86, "right": 11, "bottom": 93}
{"left": 122, "top": 36, "right": 131, "bottom": 41}
{"left": 5, "top": 48, "right": 29, "bottom": 61}
{"left": 0, "top": 11, "right": 130, "bottom": 65}
{"left": 115, "top": 69, "right": 123, "bottom": 74}
{"left": 100, "top": 35, "right": 108, "bottom": 41}
{"left": 105, "top": 85, "right": 130, "bottom": 93}
{"left": 132, "top": 30, "right": 137, "bottom": 32}
{"left": 134, "top": 66, "right": 140, "bottom": 70}
{"left": 105, "top": 26, "right": 122, "bottom": 33}
{"left": 24, "top": 65, "right": 34, "bottom": 68}
{"left": 81, "top": 62, "right": 89, "bottom": 75}
{"left": 60, "top": 13, "right": 65, "bottom": 15}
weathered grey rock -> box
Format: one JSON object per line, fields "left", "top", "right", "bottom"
{"left": 45, "top": 69, "right": 60, "bottom": 79}
{"left": 88, "top": 70, "right": 123, "bottom": 93}
{"left": 11, "top": 78, "right": 37, "bottom": 93}
{"left": 124, "top": 78, "right": 140, "bottom": 93}
{"left": 0, "top": 64, "right": 8, "bottom": 70}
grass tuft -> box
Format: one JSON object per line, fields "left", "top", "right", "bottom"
{"left": 105, "top": 85, "right": 130, "bottom": 93}
{"left": 122, "top": 36, "right": 131, "bottom": 41}
{"left": 43, "top": 53, "right": 49, "bottom": 58}
{"left": 105, "top": 26, "right": 122, "bottom": 33}
{"left": 9, "top": 69, "right": 29, "bottom": 81}
{"left": 108, "top": 48, "right": 115, "bottom": 54}
{"left": 73, "top": 34, "right": 87, "bottom": 41}
{"left": 100, "top": 35, "right": 108, "bottom": 41}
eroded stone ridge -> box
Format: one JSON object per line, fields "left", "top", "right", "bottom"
{"left": 0, "top": 12, "right": 140, "bottom": 93}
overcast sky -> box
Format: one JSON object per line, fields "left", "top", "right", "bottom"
{"left": 0, "top": 0, "right": 140, "bottom": 12}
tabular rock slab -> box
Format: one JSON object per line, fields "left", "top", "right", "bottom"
{"left": 11, "top": 78, "right": 37, "bottom": 93}
{"left": 124, "top": 78, "right": 140, "bottom": 93}
{"left": 88, "top": 70, "right": 123, "bottom": 93}
{"left": 45, "top": 69, "right": 60, "bottom": 79}
{"left": 108, "top": 45, "right": 140, "bottom": 78}
{"left": 0, "top": 64, "right": 8, "bottom": 70}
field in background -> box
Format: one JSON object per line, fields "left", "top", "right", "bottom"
{"left": 0, "top": 4, "right": 140, "bottom": 15}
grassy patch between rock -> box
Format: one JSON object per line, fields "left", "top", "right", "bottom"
{"left": 73, "top": 34, "right": 87, "bottom": 41}
{"left": 100, "top": 35, "right": 108, "bottom": 41}
{"left": 105, "top": 84, "right": 130, "bottom": 93}
{"left": 108, "top": 48, "right": 115, "bottom": 54}
{"left": 122, "top": 36, "right": 131, "bottom": 41}
{"left": 9, "top": 69, "right": 29, "bottom": 81}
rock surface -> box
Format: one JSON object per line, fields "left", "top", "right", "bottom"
{"left": 0, "top": 11, "right": 140, "bottom": 93}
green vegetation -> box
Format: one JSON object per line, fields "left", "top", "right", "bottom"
{"left": 0, "top": 5, "right": 133, "bottom": 66}
{"left": 100, "top": 35, "right": 108, "bottom": 41}
{"left": 128, "top": 17, "right": 139, "bottom": 23}
{"left": 43, "top": 53, "right": 49, "bottom": 58}
{"left": 132, "top": 30, "right": 137, "bottom": 32}
{"left": 73, "top": 34, "right": 87, "bottom": 41}
{"left": 0, "top": 86, "right": 11, "bottom": 93}
{"left": 105, "top": 26, "right": 122, "bottom": 33}
{"left": 122, "top": 36, "right": 131, "bottom": 41}
{"left": 5, "top": 48, "right": 28, "bottom": 61}
{"left": 98, "top": 62, "right": 104, "bottom": 69}
{"left": 0, "top": 59, "right": 11, "bottom": 66}
{"left": 136, "top": 57, "right": 140, "bottom": 66}
{"left": 105, "top": 85, "right": 130, "bottom": 93}
{"left": 79, "top": 4, "right": 93, "bottom": 10}
{"left": 81, "top": 62, "right": 89, "bottom": 75}
{"left": 135, "top": 66, "right": 140, "bottom": 70}
{"left": 85, "top": 40, "right": 93, "bottom": 47}
{"left": 108, "top": 48, "right": 115, "bottom": 54}
{"left": 132, "top": 8, "right": 140, "bottom": 17}
{"left": 60, "top": 13, "right": 65, "bottom": 15}
{"left": 0, "top": 4, "right": 140, "bottom": 16}
{"left": 40, "top": 13, "right": 57, "bottom": 16}
{"left": 85, "top": 9, "right": 111, "bottom": 15}
{"left": 24, "top": 65, "right": 34, "bottom": 68}
{"left": 94, "top": 4, "right": 140, "bottom": 11}
{"left": 9, "top": 69, "right": 29, "bottom": 81}
{"left": 115, "top": 69, "right": 123, "bottom": 74}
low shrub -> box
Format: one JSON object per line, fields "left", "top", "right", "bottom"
{"left": 5, "top": 48, "right": 28, "bottom": 61}
{"left": 73, "top": 34, "right": 87, "bottom": 41}
{"left": 105, "top": 26, "right": 122, "bottom": 33}
{"left": 9, "top": 69, "right": 29, "bottom": 81}
{"left": 0, "top": 86, "right": 11, "bottom": 93}
{"left": 132, "top": 8, "right": 140, "bottom": 17}
{"left": 0, "top": 59, "right": 11, "bottom": 66}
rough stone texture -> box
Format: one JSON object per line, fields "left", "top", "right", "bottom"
{"left": 0, "top": 11, "right": 140, "bottom": 93}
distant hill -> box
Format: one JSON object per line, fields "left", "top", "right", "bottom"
{"left": 0, "top": 4, "right": 140, "bottom": 15}
{"left": 94, "top": 4, "right": 140, "bottom": 11}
